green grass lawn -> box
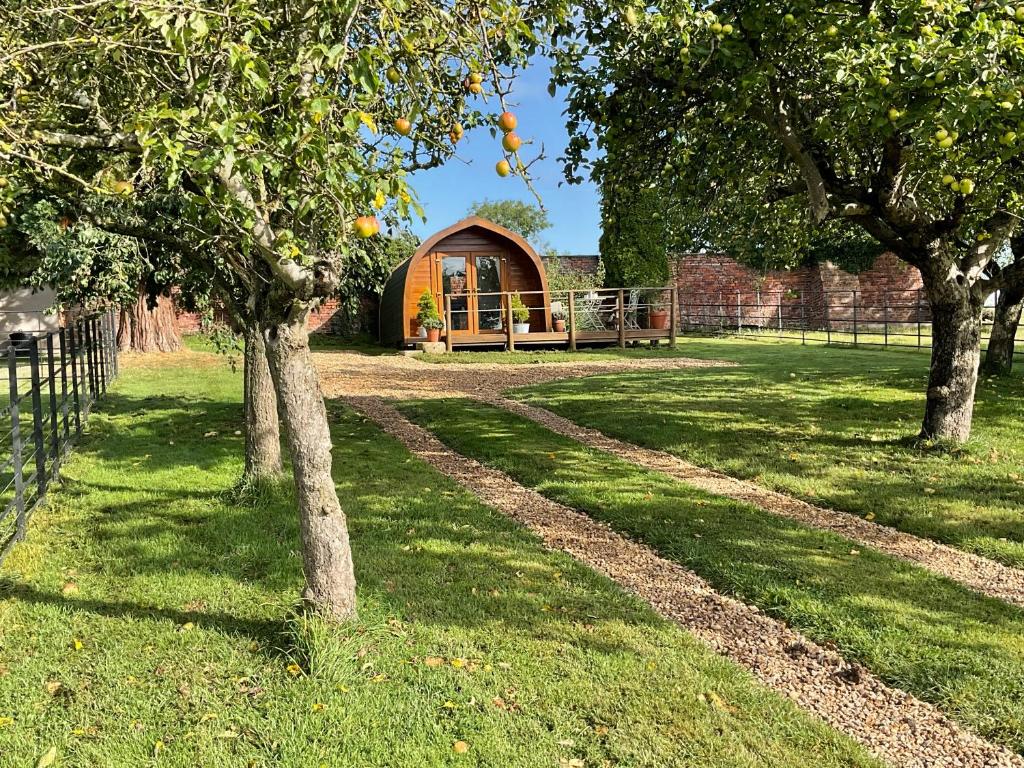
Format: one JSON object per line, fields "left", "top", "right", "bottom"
{"left": 497, "top": 336, "right": 1024, "bottom": 568}
{"left": 0, "top": 353, "right": 879, "bottom": 767}
{"left": 401, "top": 397, "right": 1024, "bottom": 753}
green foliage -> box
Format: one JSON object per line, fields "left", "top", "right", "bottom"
{"left": 415, "top": 288, "right": 442, "bottom": 328}
{"left": 1, "top": 0, "right": 549, "bottom": 327}
{"left": 2, "top": 197, "right": 143, "bottom": 309}
{"left": 333, "top": 229, "right": 418, "bottom": 336}
{"left": 510, "top": 291, "right": 530, "bottom": 323}
{"left": 600, "top": 185, "right": 669, "bottom": 287}
{"left": 553, "top": 1, "right": 1024, "bottom": 292}
{"left": 804, "top": 231, "right": 888, "bottom": 275}
{"left": 469, "top": 199, "right": 551, "bottom": 243}
{"left": 544, "top": 255, "right": 605, "bottom": 293}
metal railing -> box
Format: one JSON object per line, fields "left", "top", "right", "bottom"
{"left": 677, "top": 288, "right": 1021, "bottom": 356}
{"left": 0, "top": 311, "right": 118, "bottom": 563}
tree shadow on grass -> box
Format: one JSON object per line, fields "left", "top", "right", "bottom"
{"left": 4, "top": 388, "right": 665, "bottom": 664}
{"left": 513, "top": 359, "right": 1024, "bottom": 556}
{"left": 400, "top": 397, "right": 1024, "bottom": 749}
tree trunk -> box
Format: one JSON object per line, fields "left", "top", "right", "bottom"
{"left": 982, "top": 286, "right": 1023, "bottom": 377}
{"left": 920, "top": 293, "right": 983, "bottom": 444}
{"left": 117, "top": 287, "right": 182, "bottom": 352}
{"left": 263, "top": 317, "right": 356, "bottom": 620}
{"left": 243, "top": 323, "right": 283, "bottom": 480}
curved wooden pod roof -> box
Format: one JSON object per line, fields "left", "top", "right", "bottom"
{"left": 379, "top": 216, "right": 550, "bottom": 346}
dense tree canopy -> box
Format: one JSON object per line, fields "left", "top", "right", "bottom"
{"left": 1, "top": 0, "right": 551, "bottom": 618}
{"left": 552, "top": 0, "right": 1024, "bottom": 442}
{"left": 469, "top": 198, "right": 551, "bottom": 242}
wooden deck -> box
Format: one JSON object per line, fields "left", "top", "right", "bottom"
{"left": 404, "top": 327, "right": 678, "bottom": 350}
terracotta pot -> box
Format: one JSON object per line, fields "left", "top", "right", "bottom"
{"left": 426, "top": 327, "right": 441, "bottom": 343}
{"left": 647, "top": 310, "right": 670, "bottom": 330}
{"left": 553, "top": 319, "right": 566, "bottom": 333}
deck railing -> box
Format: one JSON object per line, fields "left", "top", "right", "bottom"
{"left": 439, "top": 287, "right": 678, "bottom": 351}
{"left": 0, "top": 311, "right": 118, "bottom": 563}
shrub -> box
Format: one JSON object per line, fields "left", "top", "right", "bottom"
{"left": 510, "top": 292, "right": 530, "bottom": 323}
{"left": 416, "top": 289, "right": 441, "bottom": 326}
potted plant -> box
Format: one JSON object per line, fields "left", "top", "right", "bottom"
{"left": 510, "top": 292, "right": 531, "bottom": 334}
{"left": 646, "top": 290, "right": 671, "bottom": 330}
{"left": 551, "top": 306, "right": 567, "bottom": 333}
{"left": 416, "top": 290, "right": 444, "bottom": 343}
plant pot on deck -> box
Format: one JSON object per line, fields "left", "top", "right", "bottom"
{"left": 647, "top": 309, "right": 670, "bottom": 330}
{"left": 512, "top": 322, "right": 531, "bottom": 335}
{"left": 553, "top": 319, "right": 566, "bottom": 333}
{"left": 426, "top": 327, "right": 441, "bottom": 343}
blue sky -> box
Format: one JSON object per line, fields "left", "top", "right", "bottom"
{"left": 407, "top": 57, "right": 601, "bottom": 255}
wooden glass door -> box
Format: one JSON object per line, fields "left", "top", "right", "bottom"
{"left": 439, "top": 254, "right": 471, "bottom": 333}
{"left": 474, "top": 254, "right": 504, "bottom": 333}
{"left": 435, "top": 252, "right": 505, "bottom": 335}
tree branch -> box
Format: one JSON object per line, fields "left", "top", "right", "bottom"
{"left": 762, "top": 89, "right": 832, "bottom": 223}
{"left": 213, "top": 158, "right": 313, "bottom": 295}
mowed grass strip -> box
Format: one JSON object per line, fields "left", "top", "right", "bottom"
{"left": 400, "top": 397, "right": 1024, "bottom": 753}
{"left": 506, "top": 337, "right": 1024, "bottom": 568}
{"left": 0, "top": 354, "right": 879, "bottom": 768}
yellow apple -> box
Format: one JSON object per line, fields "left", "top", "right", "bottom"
{"left": 354, "top": 215, "right": 380, "bottom": 238}
{"left": 495, "top": 159, "right": 512, "bottom": 177}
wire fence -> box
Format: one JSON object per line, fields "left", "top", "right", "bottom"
{"left": 0, "top": 311, "right": 118, "bottom": 564}
{"left": 677, "top": 288, "right": 1021, "bottom": 356}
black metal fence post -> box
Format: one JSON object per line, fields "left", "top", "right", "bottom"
{"left": 7, "top": 347, "right": 25, "bottom": 544}
{"left": 28, "top": 338, "right": 47, "bottom": 499}
{"left": 84, "top": 318, "right": 96, "bottom": 411}
{"left": 46, "top": 334, "right": 59, "bottom": 475}
{"left": 95, "top": 317, "right": 107, "bottom": 395}
{"left": 69, "top": 323, "right": 82, "bottom": 438}
{"left": 59, "top": 328, "right": 70, "bottom": 451}
{"left": 800, "top": 291, "right": 807, "bottom": 345}
{"left": 883, "top": 292, "right": 889, "bottom": 348}
{"left": 825, "top": 292, "right": 832, "bottom": 346}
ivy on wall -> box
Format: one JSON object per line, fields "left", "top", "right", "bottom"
{"left": 599, "top": 185, "right": 669, "bottom": 288}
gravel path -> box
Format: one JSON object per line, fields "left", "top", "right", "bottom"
{"left": 313, "top": 349, "right": 726, "bottom": 401}
{"left": 348, "top": 395, "right": 1024, "bottom": 768}
{"left": 490, "top": 396, "right": 1024, "bottom": 611}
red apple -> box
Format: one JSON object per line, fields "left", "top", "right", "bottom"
{"left": 394, "top": 117, "right": 412, "bottom": 136}
{"left": 498, "top": 111, "right": 518, "bottom": 133}
{"left": 501, "top": 132, "right": 522, "bottom": 152}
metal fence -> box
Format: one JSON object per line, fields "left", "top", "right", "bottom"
{"left": 678, "top": 288, "right": 1021, "bottom": 356}
{"left": 0, "top": 311, "right": 118, "bottom": 563}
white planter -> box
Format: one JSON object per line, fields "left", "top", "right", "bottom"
{"left": 513, "top": 322, "right": 530, "bottom": 334}
{"left": 418, "top": 326, "right": 427, "bottom": 338}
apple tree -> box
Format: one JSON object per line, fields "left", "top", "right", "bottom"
{"left": 553, "top": 0, "right": 1024, "bottom": 443}
{"left": 1, "top": 0, "right": 547, "bottom": 619}
{"left": 983, "top": 235, "right": 1022, "bottom": 374}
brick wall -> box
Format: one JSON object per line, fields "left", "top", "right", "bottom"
{"left": 175, "top": 297, "right": 342, "bottom": 335}
{"left": 673, "top": 252, "right": 926, "bottom": 330}
{"left": 543, "top": 254, "right": 601, "bottom": 276}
